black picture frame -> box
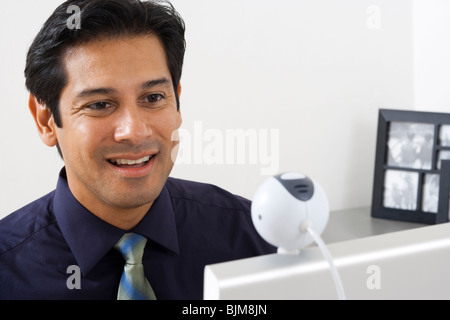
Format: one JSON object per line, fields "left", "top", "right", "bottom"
{"left": 371, "top": 109, "right": 450, "bottom": 224}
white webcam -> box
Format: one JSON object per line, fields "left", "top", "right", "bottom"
{"left": 251, "top": 172, "right": 330, "bottom": 254}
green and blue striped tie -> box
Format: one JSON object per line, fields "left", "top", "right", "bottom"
{"left": 114, "top": 233, "right": 156, "bottom": 300}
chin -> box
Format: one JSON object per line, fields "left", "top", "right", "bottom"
{"left": 111, "top": 181, "right": 164, "bottom": 208}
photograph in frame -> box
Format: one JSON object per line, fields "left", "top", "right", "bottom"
{"left": 386, "top": 122, "right": 434, "bottom": 170}
{"left": 440, "top": 125, "right": 450, "bottom": 147}
{"left": 371, "top": 109, "right": 450, "bottom": 224}
{"left": 383, "top": 169, "right": 418, "bottom": 211}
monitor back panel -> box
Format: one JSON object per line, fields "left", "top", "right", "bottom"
{"left": 204, "top": 222, "right": 450, "bottom": 300}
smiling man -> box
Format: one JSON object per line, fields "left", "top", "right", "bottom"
{"left": 0, "top": 0, "right": 275, "bottom": 300}
{"left": 48, "top": 35, "right": 181, "bottom": 231}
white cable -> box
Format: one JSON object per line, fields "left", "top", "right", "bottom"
{"left": 305, "top": 226, "right": 346, "bottom": 300}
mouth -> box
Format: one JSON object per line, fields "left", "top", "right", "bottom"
{"left": 107, "top": 154, "right": 155, "bottom": 168}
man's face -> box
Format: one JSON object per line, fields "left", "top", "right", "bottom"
{"left": 54, "top": 35, "right": 182, "bottom": 216}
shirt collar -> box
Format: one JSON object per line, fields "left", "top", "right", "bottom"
{"left": 53, "top": 168, "right": 179, "bottom": 276}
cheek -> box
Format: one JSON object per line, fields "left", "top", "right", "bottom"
{"left": 59, "top": 121, "right": 111, "bottom": 159}
{"left": 81, "top": 120, "right": 112, "bottom": 137}
{"left": 153, "top": 112, "right": 182, "bottom": 141}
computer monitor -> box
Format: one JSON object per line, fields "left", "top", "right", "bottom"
{"left": 204, "top": 222, "right": 450, "bottom": 299}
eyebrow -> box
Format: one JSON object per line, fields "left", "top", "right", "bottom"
{"left": 141, "top": 78, "right": 172, "bottom": 90}
{"left": 73, "top": 77, "right": 172, "bottom": 102}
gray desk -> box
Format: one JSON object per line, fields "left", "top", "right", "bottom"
{"left": 205, "top": 206, "right": 450, "bottom": 299}
{"left": 321, "top": 206, "right": 428, "bottom": 244}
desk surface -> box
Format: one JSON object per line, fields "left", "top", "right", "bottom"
{"left": 321, "top": 206, "right": 428, "bottom": 244}
{"left": 205, "top": 207, "right": 450, "bottom": 299}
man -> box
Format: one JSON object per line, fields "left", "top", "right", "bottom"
{"left": 0, "top": 0, "right": 275, "bottom": 299}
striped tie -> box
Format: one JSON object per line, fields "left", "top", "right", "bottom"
{"left": 114, "top": 233, "right": 156, "bottom": 300}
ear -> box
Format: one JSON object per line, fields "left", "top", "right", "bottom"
{"left": 177, "top": 83, "right": 182, "bottom": 100}
{"left": 28, "top": 94, "right": 58, "bottom": 147}
{"left": 176, "top": 83, "right": 182, "bottom": 127}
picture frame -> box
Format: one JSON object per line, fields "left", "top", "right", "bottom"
{"left": 371, "top": 109, "right": 450, "bottom": 224}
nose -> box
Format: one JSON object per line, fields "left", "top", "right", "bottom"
{"left": 114, "top": 105, "right": 152, "bottom": 144}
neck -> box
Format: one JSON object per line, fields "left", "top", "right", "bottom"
{"left": 67, "top": 184, "right": 153, "bottom": 231}
{"left": 93, "top": 203, "right": 153, "bottom": 230}
{"left": 63, "top": 169, "right": 155, "bottom": 230}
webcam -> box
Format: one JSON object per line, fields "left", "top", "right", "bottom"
{"left": 251, "top": 172, "right": 329, "bottom": 254}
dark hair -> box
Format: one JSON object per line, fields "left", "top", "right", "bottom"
{"left": 25, "top": 0, "right": 186, "bottom": 128}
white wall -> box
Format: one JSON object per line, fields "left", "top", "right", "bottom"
{"left": 0, "top": 0, "right": 431, "bottom": 219}
{"left": 167, "top": 0, "right": 415, "bottom": 209}
{"left": 413, "top": 0, "right": 450, "bottom": 113}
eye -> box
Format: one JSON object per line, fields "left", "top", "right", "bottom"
{"left": 143, "top": 93, "right": 164, "bottom": 104}
{"left": 86, "top": 101, "right": 113, "bottom": 110}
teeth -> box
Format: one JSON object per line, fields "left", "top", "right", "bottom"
{"left": 111, "top": 155, "right": 151, "bottom": 165}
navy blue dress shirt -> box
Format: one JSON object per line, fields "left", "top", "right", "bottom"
{"left": 0, "top": 168, "right": 275, "bottom": 300}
